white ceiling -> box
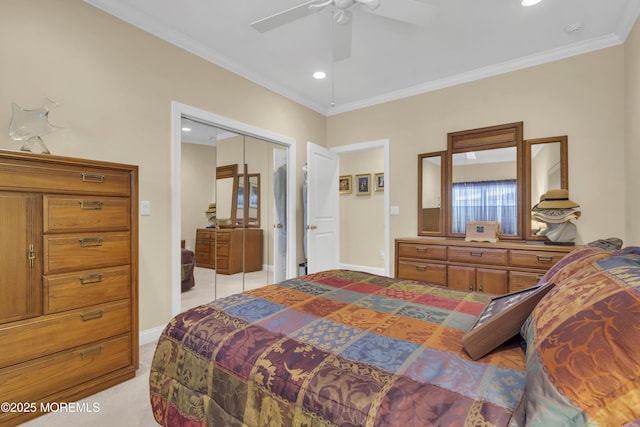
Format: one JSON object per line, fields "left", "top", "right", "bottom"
{"left": 84, "top": 0, "right": 639, "bottom": 116}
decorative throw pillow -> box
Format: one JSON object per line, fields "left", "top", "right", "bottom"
{"left": 511, "top": 247, "right": 640, "bottom": 426}
{"left": 540, "top": 245, "right": 613, "bottom": 285}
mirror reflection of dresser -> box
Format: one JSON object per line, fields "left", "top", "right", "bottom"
{"left": 195, "top": 163, "right": 263, "bottom": 275}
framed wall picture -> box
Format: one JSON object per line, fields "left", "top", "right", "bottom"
{"left": 356, "top": 174, "right": 371, "bottom": 195}
{"left": 339, "top": 175, "right": 352, "bottom": 194}
{"left": 374, "top": 172, "right": 384, "bottom": 192}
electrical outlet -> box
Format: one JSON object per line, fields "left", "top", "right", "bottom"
{"left": 390, "top": 205, "right": 400, "bottom": 215}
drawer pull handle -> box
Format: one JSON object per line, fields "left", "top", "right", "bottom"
{"left": 79, "top": 273, "right": 103, "bottom": 285}
{"left": 416, "top": 247, "right": 427, "bottom": 253}
{"left": 470, "top": 251, "right": 483, "bottom": 257}
{"left": 536, "top": 255, "right": 554, "bottom": 263}
{"left": 81, "top": 173, "right": 105, "bottom": 183}
{"left": 80, "top": 344, "right": 104, "bottom": 360}
{"left": 79, "top": 200, "right": 103, "bottom": 210}
{"left": 80, "top": 309, "right": 104, "bottom": 321}
{"left": 79, "top": 237, "right": 103, "bottom": 248}
{"left": 468, "top": 284, "right": 473, "bottom": 291}
{"left": 415, "top": 265, "right": 427, "bottom": 271}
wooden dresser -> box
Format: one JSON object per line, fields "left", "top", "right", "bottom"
{"left": 195, "top": 228, "right": 216, "bottom": 268}
{"left": 195, "top": 228, "right": 263, "bottom": 275}
{"left": 395, "top": 238, "right": 574, "bottom": 294}
{"left": 216, "top": 228, "right": 263, "bottom": 275}
{"left": 0, "top": 150, "right": 138, "bottom": 426}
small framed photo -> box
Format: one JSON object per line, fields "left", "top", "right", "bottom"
{"left": 356, "top": 174, "right": 371, "bottom": 196}
{"left": 339, "top": 175, "right": 352, "bottom": 194}
{"left": 374, "top": 172, "right": 384, "bottom": 192}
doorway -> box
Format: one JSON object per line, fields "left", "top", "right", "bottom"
{"left": 171, "top": 102, "right": 297, "bottom": 317}
{"left": 333, "top": 139, "right": 390, "bottom": 276}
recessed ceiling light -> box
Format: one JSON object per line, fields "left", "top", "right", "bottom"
{"left": 313, "top": 71, "right": 327, "bottom": 80}
{"left": 521, "top": 0, "right": 542, "bottom": 6}
{"left": 181, "top": 127, "right": 192, "bottom": 132}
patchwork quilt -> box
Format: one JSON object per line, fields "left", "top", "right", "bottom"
{"left": 150, "top": 270, "right": 526, "bottom": 426}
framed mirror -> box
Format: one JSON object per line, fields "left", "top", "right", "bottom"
{"left": 446, "top": 122, "right": 524, "bottom": 239}
{"left": 236, "top": 173, "right": 260, "bottom": 227}
{"left": 524, "top": 136, "right": 568, "bottom": 240}
{"left": 216, "top": 164, "right": 238, "bottom": 228}
{"left": 418, "top": 151, "right": 446, "bottom": 236}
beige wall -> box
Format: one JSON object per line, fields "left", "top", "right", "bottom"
{"left": 0, "top": 0, "right": 326, "bottom": 331}
{"left": 339, "top": 149, "right": 385, "bottom": 269}
{"left": 328, "top": 46, "right": 627, "bottom": 256}
{"left": 181, "top": 143, "right": 216, "bottom": 251}
{"left": 626, "top": 18, "right": 640, "bottom": 245}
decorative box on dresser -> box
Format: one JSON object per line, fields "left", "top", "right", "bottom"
{"left": 0, "top": 150, "right": 138, "bottom": 426}
{"left": 395, "top": 238, "right": 574, "bottom": 294}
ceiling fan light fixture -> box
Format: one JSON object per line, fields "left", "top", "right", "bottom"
{"left": 313, "top": 71, "right": 327, "bottom": 79}
{"left": 521, "top": 0, "right": 542, "bottom": 6}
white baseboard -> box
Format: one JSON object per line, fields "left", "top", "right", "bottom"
{"left": 139, "top": 325, "right": 164, "bottom": 346}
{"left": 339, "top": 263, "right": 385, "bottom": 276}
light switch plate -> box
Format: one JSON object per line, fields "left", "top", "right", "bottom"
{"left": 141, "top": 200, "right": 151, "bottom": 216}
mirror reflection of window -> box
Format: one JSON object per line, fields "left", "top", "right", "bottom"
{"left": 451, "top": 147, "right": 517, "bottom": 235}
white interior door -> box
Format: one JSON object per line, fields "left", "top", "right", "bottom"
{"left": 306, "top": 142, "right": 339, "bottom": 274}
{"left": 273, "top": 147, "right": 287, "bottom": 282}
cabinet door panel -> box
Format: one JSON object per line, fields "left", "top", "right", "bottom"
{"left": 477, "top": 268, "right": 508, "bottom": 294}
{"left": 447, "top": 265, "right": 475, "bottom": 291}
{"left": 0, "top": 192, "right": 40, "bottom": 324}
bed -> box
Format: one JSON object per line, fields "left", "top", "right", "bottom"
{"left": 150, "top": 246, "right": 640, "bottom": 426}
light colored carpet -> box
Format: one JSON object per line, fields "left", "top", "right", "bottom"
{"left": 20, "top": 267, "right": 272, "bottom": 426}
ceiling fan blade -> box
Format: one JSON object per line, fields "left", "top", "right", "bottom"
{"left": 251, "top": 0, "right": 321, "bottom": 33}
{"left": 332, "top": 13, "right": 352, "bottom": 61}
{"left": 364, "top": 0, "right": 435, "bottom": 26}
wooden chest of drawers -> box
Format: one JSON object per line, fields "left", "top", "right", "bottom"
{"left": 395, "top": 238, "right": 574, "bottom": 294}
{"left": 195, "top": 228, "right": 216, "bottom": 268}
{"left": 0, "top": 150, "right": 138, "bottom": 426}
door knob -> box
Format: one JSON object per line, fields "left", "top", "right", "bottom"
{"left": 306, "top": 225, "right": 318, "bottom": 230}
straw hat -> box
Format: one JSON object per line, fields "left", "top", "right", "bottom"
{"left": 534, "top": 189, "right": 579, "bottom": 210}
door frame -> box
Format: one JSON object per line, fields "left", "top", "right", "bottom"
{"left": 170, "top": 101, "right": 297, "bottom": 316}
{"left": 332, "top": 138, "right": 391, "bottom": 276}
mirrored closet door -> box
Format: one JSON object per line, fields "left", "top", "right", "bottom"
{"left": 180, "top": 117, "right": 289, "bottom": 307}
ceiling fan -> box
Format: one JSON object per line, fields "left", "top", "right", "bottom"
{"left": 251, "top": 0, "right": 435, "bottom": 61}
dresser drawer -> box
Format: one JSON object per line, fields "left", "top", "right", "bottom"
{"left": 396, "top": 260, "right": 447, "bottom": 285}
{"left": 44, "top": 266, "right": 130, "bottom": 314}
{"left": 397, "top": 242, "right": 447, "bottom": 261}
{"left": 43, "top": 196, "right": 130, "bottom": 233}
{"left": 196, "top": 229, "right": 215, "bottom": 240}
{"left": 448, "top": 246, "right": 508, "bottom": 265}
{"left": 509, "top": 271, "right": 544, "bottom": 292}
{"left": 217, "top": 243, "right": 230, "bottom": 257}
{"left": 44, "top": 232, "right": 130, "bottom": 274}
{"left": 0, "top": 300, "right": 130, "bottom": 369}
{"left": 0, "top": 333, "right": 131, "bottom": 409}
{"left": 510, "top": 250, "right": 565, "bottom": 269}
{"left": 0, "top": 159, "right": 131, "bottom": 196}
{"left": 217, "top": 231, "right": 231, "bottom": 242}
